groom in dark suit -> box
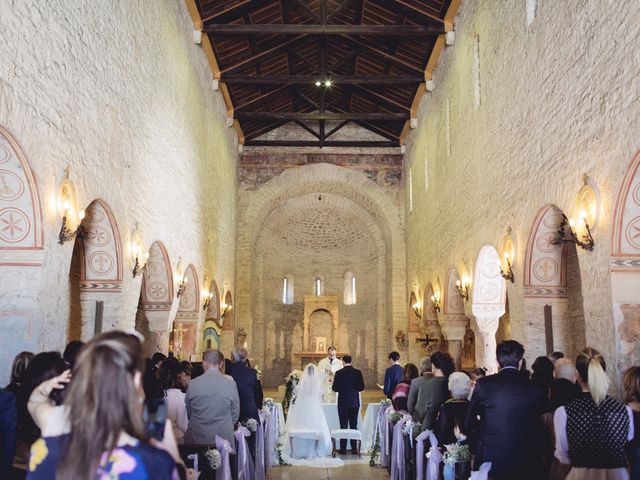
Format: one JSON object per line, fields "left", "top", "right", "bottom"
{"left": 332, "top": 355, "right": 365, "bottom": 454}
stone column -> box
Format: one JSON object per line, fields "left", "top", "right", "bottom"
{"left": 147, "top": 311, "right": 171, "bottom": 354}
{"left": 439, "top": 314, "right": 468, "bottom": 369}
{"left": 474, "top": 316, "right": 500, "bottom": 374}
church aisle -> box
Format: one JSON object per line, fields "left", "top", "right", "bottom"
{"left": 267, "top": 464, "right": 389, "bottom": 480}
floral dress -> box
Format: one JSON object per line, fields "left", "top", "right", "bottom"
{"left": 27, "top": 434, "right": 179, "bottom": 479}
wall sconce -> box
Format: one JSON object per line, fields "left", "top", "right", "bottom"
{"left": 221, "top": 301, "right": 232, "bottom": 317}
{"left": 500, "top": 251, "right": 515, "bottom": 283}
{"left": 412, "top": 299, "right": 423, "bottom": 319}
{"left": 202, "top": 289, "right": 213, "bottom": 310}
{"left": 175, "top": 260, "right": 188, "bottom": 298}
{"left": 430, "top": 292, "right": 441, "bottom": 312}
{"left": 555, "top": 212, "right": 594, "bottom": 251}
{"left": 130, "top": 225, "right": 148, "bottom": 278}
{"left": 455, "top": 274, "right": 470, "bottom": 301}
{"left": 58, "top": 200, "right": 85, "bottom": 244}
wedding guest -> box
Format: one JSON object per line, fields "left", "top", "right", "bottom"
{"left": 623, "top": 366, "right": 640, "bottom": 479}
{"left": 227, "top": 347, "right": 263, "bottom": 421}
{"left": 62, "top": 341, "right": 84, "bottom": 370}
{"left": 158, "top": 358, "right": 188, "bottom": 443}
{"left": 549, "top": 351, "right": 565, "bottom": 365}
{"left": 143, "top": 358, "right": 162, "bottom": 402}
{"left": 178, "top": 361, "right": 192, "bottom": 391}
{"left": 0, "top": 388, "right": 17, "bottom": 477}
{"left": 466, "top": 340, "right": 546, "bottom": 480}
{"left": 6, "top": 351, "right": 34, "bottom": 396}
{"left": 25, "top": 331, "right": 181, "bottom": 479}
{"left": 554, "top": 348, "right": 633, "bottom": 480}
{"left": 191, "top": 363, "right": 204, "bottom": 380}
{"left": 408, "top": 356, "right": 433, "bottom": 420}
{"left": 434, "top": 371, "right": 471, "bottom": 446}
{"left": 151, "top": 352, "right": 166, "bottom": 373}
{"left": 549, "top": 359, "right": 580, "bottom": 412}
{"left": 383, "top": 351, "right": 403, "bottom": 399}
{"left": 520, "top": 357, "right": 531, "bottom": 378}
{"left": 531, "top": 356, "right": 555, "bottom": 406}
{"left": 468, "top": 367, "right": 487, "bottom": 400}
{"left": 414, "top": 351, "right": 453, "bottom": 430}
{"left": 332, "top": 355, "right": 365, "bottom": 454}
{"left": 391, "top": 363, "right": 418, "bottom": 412}
{"left": 185, "top": 350, "right": 239, "bottom": 446}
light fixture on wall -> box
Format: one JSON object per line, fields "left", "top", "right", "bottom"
{"left": 500, "top": 227, "right": 516, "bottom": 283}
{"left": 221, "top": 300, "right": 232, "bottom": 318}
{"left": 455, "top": 274, "right": 470, "bottom": 301}
{"left": 202, "top": 288, "right": 213, "bottom": 310}
{"left": 554, "top": 175, "right": 599, "bottom": 252}
{"left": 430, "top": 291, "right": 441, "bottom": 312}
{"left": 555, "top": 212, "right": 595, "bottom": 251}
{"left": 58, "top": 200, "right": 85, "bottom": 244}
{"left": 412, "top": 298, "right": 423, "bottom": 319}
{"left": 130, "top": 224, "right": 148, "bottom": 278}
{"left": 500, "top": 251, "right": 515, "bottom": 283}
{"left": 175, "top": 259, "right": 188, "bottom": 298}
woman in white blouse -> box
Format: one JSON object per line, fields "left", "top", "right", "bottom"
{"left": 553, "top": 348, "right": 634, "bottom": 480}
{"left": 158, "top": 358, "right": 189, "bottom": 443}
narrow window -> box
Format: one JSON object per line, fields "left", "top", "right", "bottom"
{"left": 282, "top": 278, "right": 288, "bottom": 303}
{"left": 344, "top": 272, "right": 357, "bottom": 305}
{"left": 351, "top": 275, "right": 357, "bottom": 304}
{"left": 282, "top": 276, "right": 294, "bottom": 304}
{"left": 315, "top": 278, "right": 322, "bottom": 296}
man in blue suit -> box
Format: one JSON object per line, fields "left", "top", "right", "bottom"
{"left": 227, "top": 347, "right": 263, "bottom": 421}
{"left": 383, "top": 351, "right": 403, "bottom": 399}
{"left": 332, "top": 355, "right": 365, "bottom": 454}
{"left": 0, "top": 388, "right": 17, "bottom": 477}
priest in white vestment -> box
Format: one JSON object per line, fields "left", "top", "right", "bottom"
{"left": 317, "top": 346, "right": 343, "bottom": 403}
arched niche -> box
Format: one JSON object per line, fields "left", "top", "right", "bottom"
{"left": 137, "top": 240, "right": 174, "bottom": 354}
{"left": 205, "top": 279, "right": 221, "bottom": 324}
{"left": 523, "top": 205, "right": 586, "bottom": 361}
{"left": 222, "top": 290, "right": 234, "bottom": 331}
{"left": 0, "top": 125, "right": 44, "bottom": 381}
{"left": 68, "top": 199, "right": 123, "bottom": 341}
{"left": 422, "top": 283, "right": 443, "bottom": 354}
{"left": 471, "top": 244, "right": 506, "bottom": 373}
{"left": 408, "top": 291, "right": 421, "bottom": 333}
{"left": 203, "top": 323, "right": 221, "bottom": 351}
{"left": 173, "top": 264, "right": 199, "bottom": 360}
{"left": 0, "top": 125, "right": 44, "bottom": 265}
{"left": 611, "top": 149, "right": 640, "bottom": 379}
{"left": 441, "top": 267, "right": 470, "bottom": 368}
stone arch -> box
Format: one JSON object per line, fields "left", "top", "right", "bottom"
{"left": 0, "top": 125, "right": 44, "bottom": 265}
{"left": 68, "top": 199, "right": 123, "bottom": 341}
{"left": 0, "top": 125, "right": 45, "bottom": 378}
{"left": 222, "top": 290, "right": 234, "bottom": 330}
{"left": 205, "top": 279, "right": 221, "bottom": 322}
{"left": 138, "top": 240, "right": 174, "bottom": 354}
{"left": 523, "top": 205, "right": 586, "bottom": 361}
{"left": 173, "top": 264, "right": 199, "bottom": 360}
{"left": 237, "top": 163, "right": 405, "bottom": 384}
{"left": 441, "top": 267, "right": 469, "bottom": 368}
{"left": 471, "top": 244, "right": 506, "bottom": 373}
{"left": 611, "top": 149, "right": 640, "bottom": 378}
{"left": 423, "top": 283, "right": 443, "bottom": 353}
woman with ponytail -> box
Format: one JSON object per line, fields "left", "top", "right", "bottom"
{"left": 553, "top": 348, "right": 634, "bottom": 479}
{"left": 25, "top": 331, "right": 182, "bottom": 479}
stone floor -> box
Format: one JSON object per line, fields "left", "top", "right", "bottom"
{"left": 266, "top": 464, "right": 389, "bottom": 480}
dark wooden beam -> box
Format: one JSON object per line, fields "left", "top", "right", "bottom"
{"left": 341, "top": 36, "right": 424, "bottom": 73}
{"left": 294, "top": 120, "right": 321, "bottom": 139}
{"left": 370, "top": 0, "right": 445, "bottom": 25}
{"left": 244, "top": 140, "right": 398, "bottom": 147}
{"left": 291, "top": 0, "right": 320, "bottom": 22}
{"left": 235, "top": 112, "right": 409, "bottom": 121}
{"left": 326, "top": 0, "right": 355, "bottom": 23}
{"left": 324, "top": 120, "right": 350, "bottom": 139}
{"left": 352, "top": 85, "right": 409, "bottom": 111}
{"left": 220, "top": 35, "right": 306, "bottom": 74}
{"left": 201, "top": 0, "right": 273, "bottom": 24}
{"left": 221, "top": 74, "right": 423, "bottom": 84}
{"left": 204, "top": 24, "right": 444, "bottom": 35}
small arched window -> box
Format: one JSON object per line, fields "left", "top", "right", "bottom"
{"left": 282, "top": 276, "right": 294, "bottom": 304}
{"left": 314, "top": 277, "right": 323, "bottom": 296}
{"left": 344, "top": 272, "right": 357, "bottom": 305}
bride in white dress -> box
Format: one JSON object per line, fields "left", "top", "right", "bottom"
{"left": 283, "top": 364, "right": 343, "bottom": 467}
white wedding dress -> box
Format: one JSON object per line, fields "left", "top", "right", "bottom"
{"left": 283, "top": 364, "right": 343, "bottom": 467}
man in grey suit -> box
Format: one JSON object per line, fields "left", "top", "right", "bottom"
{"left": 407, "top": 356, "right": 434, "bottom": 425}
{"left": 185, "top": 349, "right": 240, "bottom": 446}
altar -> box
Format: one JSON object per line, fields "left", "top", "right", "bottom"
{"left": 293, "top": 351, "right": 348, "bottom": 370}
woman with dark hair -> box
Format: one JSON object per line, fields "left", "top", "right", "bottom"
{"left": 6, "top": 351, "right": 34, "bottom": 396}
{"left": 177, "top": 361, "right": 192, "bottom": 391}
{"left": 553, "top": 348, "right": 633, "bottom": 480}
{"left": 158, "top": 358, "right": 188, "bottom": 443}
{"left": 531, "top": 356, "right": 554, "bottom": 406}
{"left": 391, "top": 363, "right": 418, "bottom": 412}
{"left": 26, "top": 331, "right": 181, "bottom": 480}
{"left": 415, "top": 351, "right": 454, "bottom": 430}
{"left": 623, "top": 366, "right": 640, "bottom": 479}
{"left": 468, "top": 367, "right": 487, "bottom": 400}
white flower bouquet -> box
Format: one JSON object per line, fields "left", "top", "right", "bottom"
{"left": 244, "top": 418, "right": 259, "bottom": 432}
{"left": 204, "top": 448, "right": 222, "bottom": 470}
{"left": 443, "top": 443, "right": 471, "bottom": 466}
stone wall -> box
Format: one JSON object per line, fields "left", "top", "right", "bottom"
{"left": 0, "top": 1, "right": 238, "bottom": 384}
{"left": 403, "top": 0, "right": 640, "bottom": 388}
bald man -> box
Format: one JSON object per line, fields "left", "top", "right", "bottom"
{"left": 549, "top": 358, "right": 580, "bottom": 411}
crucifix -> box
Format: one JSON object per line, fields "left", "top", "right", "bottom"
{"left": 173, "top": 323, "right": 187, "bottom": 359}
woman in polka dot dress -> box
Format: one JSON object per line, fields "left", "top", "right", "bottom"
{"left": 553, "top": 348, "right": 634, "bottom": 480}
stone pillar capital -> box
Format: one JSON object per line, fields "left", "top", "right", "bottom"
{"left": 439, "top": 313, "right": 468, "bottom": 341}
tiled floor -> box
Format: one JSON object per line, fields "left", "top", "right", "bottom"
{"left": 266, "top": 464, "right": 389, "bottom": 480}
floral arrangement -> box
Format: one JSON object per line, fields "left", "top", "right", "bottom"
{"left": 369, "top": 437, "right": 381, "bottom": 466}
{"left": 204, "top": 448, "right": 222, "bottom": 470}
{"left": 379, "top": 398, "right": 392, "bottom": 406}
{"left": 254, "top": 365, "right": 262, "bottom": 380}
{"left": 442, "top": 443, "right": 471, "bottom": 466}
{"left": 263, "top": 397, "right": 275, "bottom": 409}
{"left": 243, "top": 418, "right": 259, "bottom": 432}
{"left": 282, "top": 370, "right": 302, "bottom": 418}
{"left": 402, "top": 419, "right": 421, "bottom": 438}
{"left": 389, "top": 411, "right": 402, "bottom": 423}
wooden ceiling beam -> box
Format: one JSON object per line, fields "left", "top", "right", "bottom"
{"left": 341, "top": 36, "right": 424, "bottom": 72}
{"left": 294, "top": 120, "right": 321, "bottom": 139}
{"left": 369, "top": 0, "right": 445, "bottom": 25}
{"left": 326, "top": 0, "right": 356, "bottom": 23}
{"left": 200, "top": 0, "right": 273, "bottom": 24}
{"left": 235, "top": 84, "right": 291, "bottom": 111}
{"left": 244, "top": 140, "right": 398, "bottom": 147}
{"left": 204, "top": 24, "right": 445, "bottom": 35}
{"left": 220, "top": 35, "right": 306, "bottom": 74}
{"left": 235, "top": 112, "right": 409, "bottom": 121}
{"left": 324, "top": 120, "right": 351, "bottom": 139}
{"left": 352, "top": 85, "right": 410, "bottom": 111}
{"left": 393, "top": 0, "right": 446, "bottom": 25}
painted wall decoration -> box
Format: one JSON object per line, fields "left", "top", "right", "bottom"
{"left": 0, "top": 125, "right": 44, "bottom": 266}
{"left": 142, "top": 241, "right": 174, "bottom": 310}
